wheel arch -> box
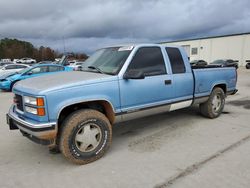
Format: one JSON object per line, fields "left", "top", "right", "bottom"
{"left": 10, "top": 79, "right": 21, "bottom": 90}
{"left": 211, "top": 83, "right": 227, "bottom": 94}
{"left": 57, "top": 99, "right": 116, "bottom": 126}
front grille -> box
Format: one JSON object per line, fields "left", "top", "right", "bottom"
{"left": 15, "top": 94, "right": 23, "bottom": 111}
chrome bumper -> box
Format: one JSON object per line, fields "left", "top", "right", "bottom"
{"left": 7, "top": 105, "right": 57, "bottom": 142}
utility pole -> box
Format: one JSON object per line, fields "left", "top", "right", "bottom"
{"left": 63, "top": 36, "right": 66, "bottom": 54}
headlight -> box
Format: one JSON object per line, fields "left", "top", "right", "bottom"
{"left": 24, "top": 96, "right": 36, "bottom": 105}
{"left": 23, "top": 96, "right": 44, "bottom": 106}
{"left": 23, "top": 96, "right": 45, "bottom": 116}
{"left": 24, "top": 106, "right": 45, "bottom": 116}
{"left": 25, "top": 106, "right": 38, "bottom": 115}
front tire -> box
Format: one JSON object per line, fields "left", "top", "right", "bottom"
{"left": 59, "top": 109, "right": 112, "bottom": 165}
{"left": 200, "top": 87, "right": 225, "bottom": 118}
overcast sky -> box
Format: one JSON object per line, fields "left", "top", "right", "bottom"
{"left": 0, "top": 0, "right": 250, "bottom": 54}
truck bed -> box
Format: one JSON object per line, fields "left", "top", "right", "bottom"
{"left": 193, "top": 67, "right": 237, "bottom": 98}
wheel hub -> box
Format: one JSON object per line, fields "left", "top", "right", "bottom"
{"left": 212, "top": 94, "right": 222, "bottom": 112}
{"left": 75, "top": 123, "right": 102, "bottom": 152}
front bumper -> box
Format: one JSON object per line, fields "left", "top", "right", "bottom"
{"left": 7, "top": 105, "right": 57, "bottom": 145}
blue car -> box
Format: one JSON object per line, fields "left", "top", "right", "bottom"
{"left": 0, "top": 64, "right": 72, "bottom": 91}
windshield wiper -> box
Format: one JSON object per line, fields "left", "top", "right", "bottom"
{"left": 87, "top": 66, "right": 106, "bottom": 74}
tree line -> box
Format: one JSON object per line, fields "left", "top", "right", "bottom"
{"left": 0, "top": 38, "right": 88, "bottom": 62}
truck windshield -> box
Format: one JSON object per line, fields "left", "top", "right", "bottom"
{"left": 82, "top": 46, "right": 132, "bottom": 75}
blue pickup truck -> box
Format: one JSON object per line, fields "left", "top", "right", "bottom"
{"left": 6, "top": 44, "right": 237, "bottom": 164}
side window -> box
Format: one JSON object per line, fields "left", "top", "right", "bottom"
{"left": 29, "top": 66, "right": 48, "bottom": 74}
{"left": 5, "top": 65, "right": 17, "bottom": 70}
{"left": 166, "top": 47, "right": 186, "bottom": 74}
{"left": 127, "top": 47, "right": 166, "bottom": 76}
{"left": 16, "top": 65, "right": 27, "bottom": 69}
{"left": 49, "top": 66, "right": 64, "bottom": 72}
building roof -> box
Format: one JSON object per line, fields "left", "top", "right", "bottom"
{"left": 160, "top": 32, "right": 250, "bottom": 44}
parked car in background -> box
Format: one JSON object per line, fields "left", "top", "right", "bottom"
{"left": 34, "top": 61, "right": 54, "bottom": 66}
{"left": 1, "top": 59, "right": 12, "bottom": 63}
{"left": 17, "top": 58, "right": 36, "bottom": 65}
{"left": 38, "top": 61, "right": 53, "bottom": 64}
{"left": 246, "top": 60, "right": 250, "bottom": 69}
{"left": 190, "top": 60, "right": 207, "bottom": 67}
{"left": 69, "top": 61, "right": 85, "bottom": 70}
{"left": 0, "top": 71, "right": 19, "bottom": 80}
{"left": 0, "top": 61, "right": 13, "bottom": 68}
{"left": 54, "top": 55, "right": 69, "bottom": 66}
{"left": 0, "top": 64, "right": 29, "bottom": 77}
{"left": 12, "top": 59, "right": 19, "bottom": 64}
{"left": 69, "top": 60, "right": 77, "bottom": 65}
{"left": 210, "top": 59, "right": 239, "bottom": 69}
{"left": 0, "top": 64, "right": 73, "bottom": 91}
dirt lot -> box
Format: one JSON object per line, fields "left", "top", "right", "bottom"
{"left": 0, "top": 68, "right": 249, "bottom": 188}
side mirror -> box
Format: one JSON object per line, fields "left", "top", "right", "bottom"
{"left": 123, "top": 70, "right": 145, "bottom": 80}
{"left": 26, "top": 72, "right": 33, "bottom": 75}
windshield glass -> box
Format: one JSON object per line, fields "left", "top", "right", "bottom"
{"left": 82, "top": 46, "right": 133, "bottom": 75}
{"left": 18, "top": 67, "right": 32, "bottom": 74}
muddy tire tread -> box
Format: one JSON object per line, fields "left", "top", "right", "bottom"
{"left": 59, "top": 109, "right": 112, "bottom": 165}
{"left": 200, "top": 87, "right": 225, "bottom": 119}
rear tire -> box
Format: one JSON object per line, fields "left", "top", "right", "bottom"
{"left": 59, "top": 109, "right": 112, "bottom": 165}
{"left": 200, "top": 87, "right": 225, "bottom": 119}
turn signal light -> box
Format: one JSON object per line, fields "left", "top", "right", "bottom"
{"left": 37, "top": 98, "right": 44, "bottom": 106}
{"left": 37, "top": 108, "right": 46, "bottom": 116}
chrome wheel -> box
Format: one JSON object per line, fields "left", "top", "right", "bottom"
{"left": 75, "top": 123, "right": 102, "bottom": 152}
{"left": 212, "top": 94, "right": 222, "bottom": 113}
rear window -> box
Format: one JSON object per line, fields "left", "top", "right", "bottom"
{"left": 166, "top": 47, "right": 186, "bottom": 74}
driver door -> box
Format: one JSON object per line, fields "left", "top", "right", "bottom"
{"left": 119, "top": 47, "right": 174, "bottom": 120}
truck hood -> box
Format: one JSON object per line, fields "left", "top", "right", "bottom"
{"left": 14, "top": 71, "right": 116, "bottom": 95}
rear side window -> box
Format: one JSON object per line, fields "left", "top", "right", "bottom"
{"left": 166, "top": 47, "right": 186, "bottom": 74}
{"left": 49, "top": 66, "right": 64, "bottom": 72}
{"left": 127, "top": 47, "right": 166, "bottom": 76}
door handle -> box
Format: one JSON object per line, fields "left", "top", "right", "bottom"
{"left": 164, "top": 80, "right": 172, "bottom": 85}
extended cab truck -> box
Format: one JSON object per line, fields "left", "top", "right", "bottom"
{"left": 6, "top": 44, "right": 238, "bottom": 164}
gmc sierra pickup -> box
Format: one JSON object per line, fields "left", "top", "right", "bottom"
{"left": 6, "top": 44, "right": 238, "bottom": 164}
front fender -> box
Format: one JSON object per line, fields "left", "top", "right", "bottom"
{"left": 45, "top": 82, "right": 120, "bottom": 122}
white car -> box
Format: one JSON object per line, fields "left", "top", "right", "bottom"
{"left": 0, "top": 64, "right": 30, "bottom": 76}
{"left": 12, "top": 59, "right": 20, "bottom": 64}
{"left": 17, "top": 58, "right": 36, "bottom": 64}
{"left": 68, "top": 62, "right": 84, "bottom": 70}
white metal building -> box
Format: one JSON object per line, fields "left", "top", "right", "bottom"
{"left": 162, "top": 32, "right": 250, "bottom": 66}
